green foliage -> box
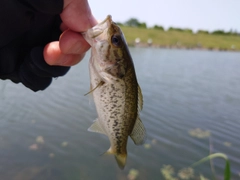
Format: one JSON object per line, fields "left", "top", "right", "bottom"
{"left": 116, "top": 22, "right": 123, "bottom": 26}
{"left": 139, "top": 22, "right": 147, "bottom": 29}
{"left": 197, "top": 30, "right": 209, "bottom": 34}
{"left": 168, "top": 27, "right": 183, "bottom": 32}
{"left": 183, "top": 28, "right": 193, "bottom": 33}
{"left": 153, "top": 25, "right": 164, "bottom": 31}
{"left": 168, "top": 27, "right": 193, "bottom": 33}
{"left": 124, "top": 18, "right": 139, "bottom": 27}
{"left": 212, "top": 30, "right": 226, "bottom": 35}
{"left": 226, "top": 29, "right": 239, "bottom": 36}
{"left": 211, "top": 30, "right": 239, "bottom": 36}
{"left": 124, "top": 18, "right": 147, "bottom": 28}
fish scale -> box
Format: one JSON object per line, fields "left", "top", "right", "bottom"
{"left": 83, "top": 15, "right": 146, "bottom": 169}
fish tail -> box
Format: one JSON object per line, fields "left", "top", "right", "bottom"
{"left": 114, "top": 153, "right": 127, "bottom": 169}
{"left": 106, "top": 148, "right": 127, "bottom": 169}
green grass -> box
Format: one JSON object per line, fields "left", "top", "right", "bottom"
{"left": 192, "top": 153, "right": 231, "bottom": 180}
{"left": 120, "top": 26, "right": 240, "bottom": 51}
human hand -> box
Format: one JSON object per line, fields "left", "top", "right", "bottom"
{"left": 0, "top": 0, "right": 97, "bottom": 91}
{"left": 44, "top": 0, "right": 97, "bottom": 66}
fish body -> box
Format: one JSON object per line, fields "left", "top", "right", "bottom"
{"left": 83, "top": 15, "right": 146, "bottom": 169}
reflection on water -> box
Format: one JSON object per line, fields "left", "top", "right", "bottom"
{"left": 0, "top": 48, "right": 240, "bottom": 179}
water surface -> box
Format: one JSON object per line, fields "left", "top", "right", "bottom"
{"left": 0, "top": 48, "right": 240, "bottom": 179}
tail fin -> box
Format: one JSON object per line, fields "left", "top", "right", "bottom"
{"left": 115, "top": 153, "right": 127, "bottom": 169}
{"left": 105, "top": 148, "right": 127, "bottom": 169}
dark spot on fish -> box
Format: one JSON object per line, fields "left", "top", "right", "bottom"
{"left": 105, "top": 45, "right": 111, "bottom": 61}
{"left": 113, "top": 49, "right": 120, "bottom": 59}
{"left": 111, "top": 84, "right": 115, "bottom": 89}
{"left": 115, "top": 132, "right": 120, "bottom": 136}
{"left": 113, "top": 121, "right": 118, "bottom": 127}
{"left": 117, "top": 73, "right": 124, "bottom": 78}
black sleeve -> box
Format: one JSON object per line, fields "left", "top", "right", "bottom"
{"left": 0, "top": 0, "right": 71, "bottom": 92}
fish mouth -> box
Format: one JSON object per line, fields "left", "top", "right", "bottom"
{"left": 99, "top": 15, "right": 112, "bottom": 27}
{"left": 86, "top": 15, "right": 113, "bottom": 39}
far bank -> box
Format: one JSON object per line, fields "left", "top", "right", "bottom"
{"left": 120, "top": 26, "right": 240, "bottom": 51}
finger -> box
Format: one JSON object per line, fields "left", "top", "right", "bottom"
{"left": 60, "top": 22, "right": 68, "bottom": 31}
{"left": 56, "top": 53, "right": 86, "bottom": 66}
{"left": 61, "top": 0, "right": 97, "bottom": 32}
{"left": 43, "top": 41, "right": 61, "bottom": 65}
{"left": 59, "top": 29, "right": 90, "bottom": 54}
{"left": 43, "top": 41, "right": 85, "bottom": 66}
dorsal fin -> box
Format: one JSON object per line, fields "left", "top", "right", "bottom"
{"left": 138, "top": 85, "right": 143, "bottom": 111}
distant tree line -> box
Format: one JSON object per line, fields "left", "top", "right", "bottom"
{"left": 117, "top": 18, "right": 239, "bottom": 36}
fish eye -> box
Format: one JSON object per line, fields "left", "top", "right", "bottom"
{"left": 111, "top": 35, "right": 121, "bottom": 47}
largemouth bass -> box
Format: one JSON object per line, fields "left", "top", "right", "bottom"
{"left": 83, "top": 15, "right": 146, "bottom": 169}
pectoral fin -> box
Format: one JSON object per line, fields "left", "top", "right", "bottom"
{"left": 130, "top": 117, "right": 146, "bottom": 145}
{"left": 84, "top": 81, "right": 104, "bottom": 96}
{"left": 88, "top": 119, "right": 107, "bottom": 135}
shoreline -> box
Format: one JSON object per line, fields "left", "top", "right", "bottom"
{"left": 128, "top": 42, "right": 239, "bottom": 52}
{"left": 120, "top": 26, "right": 240, "bottom": 52}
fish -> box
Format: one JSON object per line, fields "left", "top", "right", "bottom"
{"left": 82, "top": 15, "right": 146, "bottom": 169}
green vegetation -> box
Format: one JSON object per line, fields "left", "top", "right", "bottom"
{"left": 119, "top": 18, "right": 240, "bottom": 51}
{"left": 159, "top": 128, "right": 231, "bottom": 180}
{"left": 160, "top": 153, "right": 231, "bottom": 180}
{"left": 120, "top": 26, "right": 240, "bottom": 51}
{"left": 124, "top": 18, "right": 147, "bottom": 28}
{"left": 153, "top": 25, "right": 164, "bottom": 31}
{"left": 197, "top": 30, "right": 209, "bottom": 34}
{"left": 192, "top": 153, "right": 231, "bottom": 180}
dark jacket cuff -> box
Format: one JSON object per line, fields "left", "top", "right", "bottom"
{"left": 21, "top": 0, "right": 64, "bottom": 14}
{"left": 19, "top": 47, "right": 70, "bottom": 91}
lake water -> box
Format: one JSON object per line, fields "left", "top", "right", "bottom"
{"left": 0, "top": 48, "right": 240, "bottom": 180}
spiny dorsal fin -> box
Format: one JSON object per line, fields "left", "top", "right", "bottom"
{"left": 130, "top": 117, "right": 146, "bottom": 145}
{"left": 88, "top": 119, "right": 107, "bottom": 135}
{"left": 138, "top": 85, "right": 143, "bottom": 111}
{"left": 84, "top": 81, "right": 104, "bottom": 96}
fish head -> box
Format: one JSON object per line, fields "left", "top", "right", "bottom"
{"left": 83, "top": 15, "right": 132, "bottom": 79}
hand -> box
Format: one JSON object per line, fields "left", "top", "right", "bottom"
{"left": 44, "top": 0, "right": 97, "bottom": 66}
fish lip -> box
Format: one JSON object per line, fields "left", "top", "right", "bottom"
{"left": 99, "top": 15, "right": 112, "bottom": 27}
{"left": 83, "top": 15, "right": 113, "bottom": 39}
{"left": 96, "top": 15, "right": 113, "bottom": 34}
{"left": 81, "top": 15, "right": 112, "bottom": 33}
